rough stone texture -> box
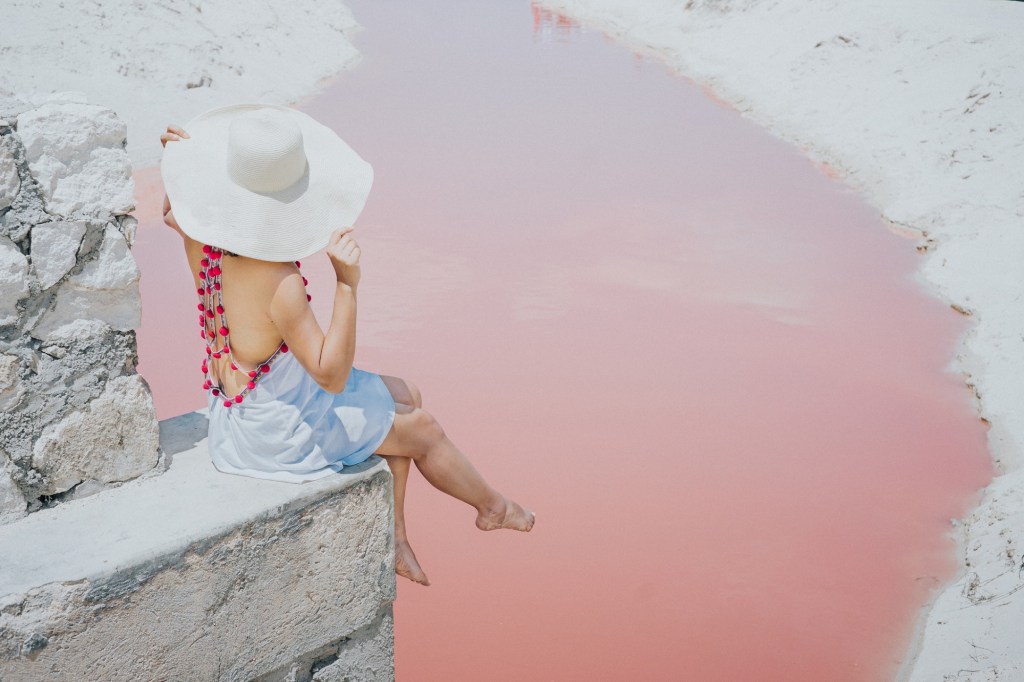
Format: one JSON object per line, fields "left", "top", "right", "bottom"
{"left": 0, "top": 451, "right": 28, "bottom": 524}
{"left": 0, "top": 134, "right": 19, "bottom": 211}
{"left": 15, "top": 98, "right": 134, "bottom": 219}
{"left": 0, "top": 410, "right": 397, "bottom": 682}
{"left": 30, "top": 224, "right": 142, "bottom": 340}
{"left": 0, "top": 92, "right": 160, "bottom": 521}
{"left": 29, "top": 220, "right": 86, "bottom": 290}
{"left": 31, "top": 374, "right": 159, "bottom": 495}
{"left": 0, "top": 235, "right": 29, "bottom": 326}
{"left": 311, "top": 608, "right": 396, "bottom": 682}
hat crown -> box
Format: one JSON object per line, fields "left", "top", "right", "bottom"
{"left": 226, "top": 108, "right": 307, "bottom": 193}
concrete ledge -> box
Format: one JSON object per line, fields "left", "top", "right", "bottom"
{"left": 0, "top": 409, "right": 396, "bottom": 681}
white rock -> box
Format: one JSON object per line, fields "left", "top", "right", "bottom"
{"left": 31, "top": 374, "right": 160, "bottom": 495}
{"left": 0, "top": 453, "right": 28, "bottom": 525}
{"left": 0, "top": 235, "right": 29, "bottom": 326}
{"left": 15, "top": 101, "right": 134, "bottom": 218}
{"left": 69, "top": 224, "right": 139, "bottom": 290}
{"left": 31, "top": 225, "right": 141, "bottom": 340}
{"left": 0, "top": 353, "right": 24, "bottom": 411}
{"left": 43, "top": 318, "right": 112, "bottom": 345}
{"left": 0, "top": 134, "right": 19, "bottom": 211}
{"left": 117, "top": 214, "right": 138, "bottom": 247}
{"left": 30, "top": 220, "right": 87, "bottom": 289}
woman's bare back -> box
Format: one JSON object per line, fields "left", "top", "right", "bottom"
{"left": 179, "top": 218, "right": 296, "bottom": 398}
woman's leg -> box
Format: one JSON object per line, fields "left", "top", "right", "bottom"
{"left": 375, "top": 377, "right": 535, "bottom": 533}
{"left": 378, "top": 376, "right": 429, "bottom": 585}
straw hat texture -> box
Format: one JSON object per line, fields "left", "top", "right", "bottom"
{"left": 160, "top": 102, "right": 373, "bottom": 262}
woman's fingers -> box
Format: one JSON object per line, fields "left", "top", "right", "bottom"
{"left": 328, "top": 226, "right": 353, "bottom": 246}
{"left": 160, "top": 125, "right": 190, "bottom": 148}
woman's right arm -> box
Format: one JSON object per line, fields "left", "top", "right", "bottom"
{"left": 269, "top": 227, "right": 362, "bottom": 394}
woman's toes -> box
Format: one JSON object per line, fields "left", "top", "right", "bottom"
{"left": 476, "top": 496, "right": 535, "bottom": 532}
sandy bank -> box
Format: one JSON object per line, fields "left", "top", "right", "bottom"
{"left": 532, "top": 0, "right": 1024, "bottom": 677}
{"left": 1, "top": 0, "right": 365, "bottom": 168}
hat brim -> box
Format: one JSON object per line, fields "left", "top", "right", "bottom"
{"left": 160, "top": 102, "right": 373, "bottom": 262}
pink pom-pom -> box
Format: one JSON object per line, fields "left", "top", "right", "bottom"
{"left": 216, "top": 304, "right": 224, "bottom": 314}
{"left": 212, "top": 388, "right": 219, "bottom": 396}
{"left": 230, "top": 362, "right": 238, "bottom": 370}
{"left": 302, "top": 277, "right": 308, "bottom": 286}
{"left": 197, "top": 287, "right": 204, "bottom": 295}
{"left": 248, "top": 370, "right": 257, "bottom": 378}
{"left": 260, "top": 364, "right": 270, "bottom": 373}
{"left": 198, "top": 303, "right": 204, "bottom": 312}
{"left": 234, "top": 395, "right": 243, "bottom": 403}
{"left": 200, "top": 258, "right": 210, "bottom": 268}
{"left": 219, "top": 326, "right": 229, "bottom": 336}
{"left": 214, "top": 282, "right": 221, "bottom": 291}
{"left": 212, "top": 352, "right": 221, "bottom": 359}
{"left": 206, "top": 309, "right": 214, "bottom": 318}
{"left": 199, "top": 270, "right": 206, "bottom": 279}
{"left": 281, "top": 344, "right": 289, "bottom": 353}
{"left": 295, "top": 260, "right": 301, "bottom": 267}
{"left": 247, "top": 381, "right": 256, "bottom": 390}
{"left": 210, "top": 251, "right": 222, "bottom": 260}
{"left": 209, "top": 266, "right": 221, "bottom": 277}
{"left": 306, "top": 294, "right": 312, "bottom": 302}
{"left": 202, "top": 244, "right": 212, "bottom": 254}
{"left": 223, "top": 400, "right": 232, "bottom": 408}
{"left": 206, "top": 346, "right": 212, "bottom": 355}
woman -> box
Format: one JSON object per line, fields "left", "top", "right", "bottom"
{"left": 159, "top": 104, "right": 535, "bottom": 587}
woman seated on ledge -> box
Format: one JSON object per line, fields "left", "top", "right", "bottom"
{"left": 159, "top": 104, "right": 535, "bottom": 587}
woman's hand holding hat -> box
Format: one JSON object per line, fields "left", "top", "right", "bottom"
{"left": 326, "top": 226, "right": 361, "bottom": 291}
{"left": 160, "top": 124, "right": 190, "bottom": 147}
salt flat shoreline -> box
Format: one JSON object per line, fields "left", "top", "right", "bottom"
{"left": 1, "top": 0, "right": 367, "bottom": 169}
{"left": 531, "top": 0, "right": 1024, "bottom": 678}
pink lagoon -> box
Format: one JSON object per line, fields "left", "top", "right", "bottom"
{"left": 130, "top": 1, "right": 993, "bottom": 679}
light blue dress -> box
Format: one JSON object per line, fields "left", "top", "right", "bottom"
{"left": 195, "top": 242, "right": 395, "bottom": 484}
{"left": 206, "top": 351, "right": 397, "bottom": 483}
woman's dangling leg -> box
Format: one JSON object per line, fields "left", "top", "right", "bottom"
{"left": 381, "top": 453, "right": 430, "bottom": 585}
{"left": 379, "top": 376, "right": 430, "bottom": 586}
{"left": 375, "top": 378, "right": 535, "bottom": 533}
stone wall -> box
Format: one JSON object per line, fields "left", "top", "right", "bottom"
{"left": 0, "top": 91, "right": 161, "bottom": 524}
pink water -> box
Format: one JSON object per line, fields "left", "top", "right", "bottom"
{"left": 131, "top": 2, "right": 994, "bottom": 679}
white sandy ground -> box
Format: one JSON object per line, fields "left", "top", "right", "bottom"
{"left": 532, "top": 0, "right": 1024, "bottom": 679}
{"left": 1, "top": 0, "right": 365, "bottom": 169}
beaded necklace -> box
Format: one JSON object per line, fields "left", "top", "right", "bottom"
{"left": 196, "top": 243, "right": 311, "bottom": 408}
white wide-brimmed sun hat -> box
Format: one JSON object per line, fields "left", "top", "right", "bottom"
{"left": 160, "top": 102, "right": 373, "bottom": 262}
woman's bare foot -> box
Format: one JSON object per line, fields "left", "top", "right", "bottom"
{"left": 395, "top": 538, "right": 430, "bottom": 586}
{"left": 475, "top": 495, "right": 536, "bottom": 532}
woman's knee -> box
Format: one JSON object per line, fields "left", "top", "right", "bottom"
{"left": 410, "top": 407, "right": 444, "bottom": 450}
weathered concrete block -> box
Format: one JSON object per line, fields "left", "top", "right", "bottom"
{"left": 15, "top": 101, "right": 134, "bottom": 218}
{"left": 30, "top": 374, "right": 160, "bottom": 496}
{"left": 29, "top": 220, "right": 87, "bottom": 290}
{"left": 0, "top": 409, "right": 397, "bottom": 682}
{"left": 311, "top": 608, "right": 396, "bottom": 681}
{"left": 0, "top": 235, "right": 29, "bottom": 327}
